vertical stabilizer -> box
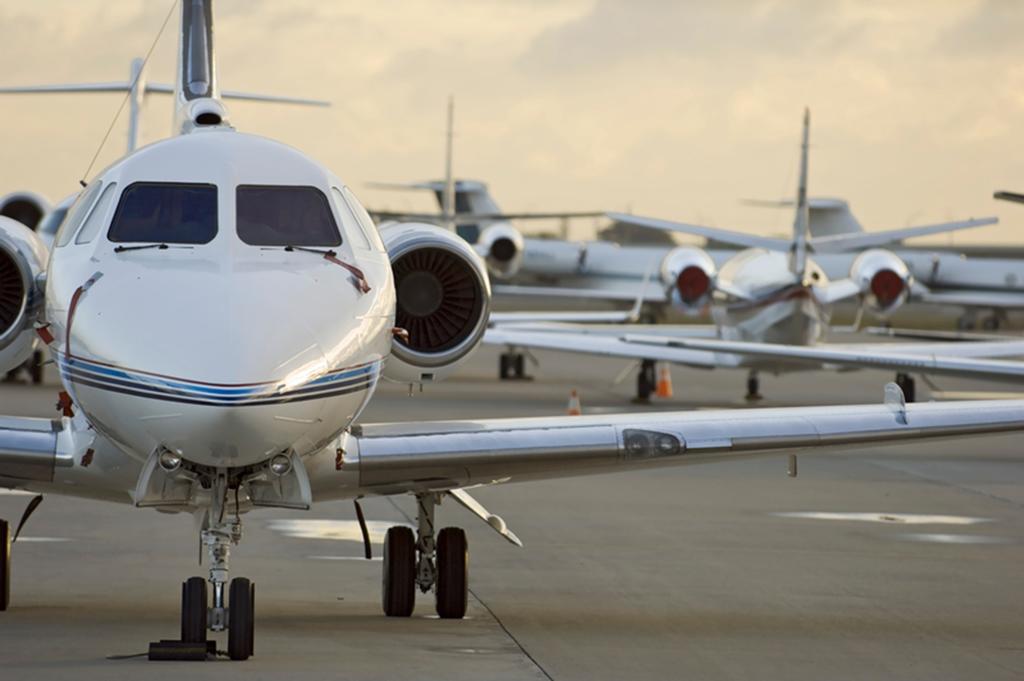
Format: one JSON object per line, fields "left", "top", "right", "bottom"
{"left": 174, "top": 0, "right": 229, "bottom": 135}
{"left": 442, "top": 96, "right": 456, "bottom": 232}
{"left": 790, "top": 108, "right": 810, "bottom": 279}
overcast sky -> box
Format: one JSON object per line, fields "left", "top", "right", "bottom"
{"left": 0, "top": 0, "right": 1021, "bottom": 243}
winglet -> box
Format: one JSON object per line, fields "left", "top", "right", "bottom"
{"left": 884, "top": 382, "right": 907, "bottom": 424}
{"left": 628, "top": 261, "right": 657, "bottom": 322}
{"left": 447, "top": 488, "right": 523, "bottom": 547}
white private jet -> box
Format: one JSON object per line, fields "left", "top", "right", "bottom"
{"left": 486, "top": 111, "right": 1024, "bottom": 401}
{"left": 4, "top": 1, "right": 1024, "bottom": 663}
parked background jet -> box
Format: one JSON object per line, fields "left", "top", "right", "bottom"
{"left": 486, "top": 111, "right": 1024, "bottom": 401}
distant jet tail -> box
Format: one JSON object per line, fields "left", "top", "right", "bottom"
{"left": 789, "top": 108, "right": 811, "bottom": 280}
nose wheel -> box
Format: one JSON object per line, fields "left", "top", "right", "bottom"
{"left": 382, "top": 494, "right": 469, "bottom": 619}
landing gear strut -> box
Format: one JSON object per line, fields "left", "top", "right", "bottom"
{"left": 895, "top": 373, "right": 916, "bottom": 403}
{"left": 634, "top": 359, "right": 656, "bottom": 403}
{"left": 382, "top": 493, "right": 468, "bottom": 619}
{"left": 177, "top": 476, "right": 255, "bottom": 661}
{"left": 499, "top": 349, "right": 530, "bottom": 380}
{"left": 746, "top": 370, "right": 762, "bottom": 401}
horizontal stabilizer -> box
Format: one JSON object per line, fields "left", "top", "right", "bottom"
{"left": 607, "top": 212, "right": 790, "bottom": 250}
{"left": 810, "top": 217, "right": 997, "bottom": 253}
{"left": 0, "top": 81, "right": 328, "bottom": 107}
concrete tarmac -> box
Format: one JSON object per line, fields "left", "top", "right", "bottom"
{"left": 1, "top": 347, "right": 1023, "bottom": 680}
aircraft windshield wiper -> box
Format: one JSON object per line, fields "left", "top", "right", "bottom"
{"left": 113, "top": 243, "right": 195, "bottom": 253}
{"left": 113, "top": 243, "right": 170, "bottom": 253}
{"left": 275, "top": 245, "right": 371, "bottom": 294}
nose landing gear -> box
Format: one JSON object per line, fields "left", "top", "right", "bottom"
{"left": 382, "top": 493, "right": 468, "bottom": 619}
{"left": 173, "top": 521, "right": 255, "bottom": 661}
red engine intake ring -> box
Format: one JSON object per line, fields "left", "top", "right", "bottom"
{"left": 870, "top": 269, "right": 905, "bottom": 307}
{"left": 676, "top": 265, "right": 711, "bottom": 305}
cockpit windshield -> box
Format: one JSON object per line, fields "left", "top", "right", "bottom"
{"left": 107, "top": 182, "right": 218, "bottom": 244}
{"left": 236, "top": 185, "right": 341, "bottom": 247}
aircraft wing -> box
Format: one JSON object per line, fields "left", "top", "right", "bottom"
{"left": 493, "top": 284, "right": 669, "bottom": 304}
{"left": 316, "top": 394, "right": 1024, "bottom": 496}
{"left": 606, "top": 213, "right": 791, "bottom": 251}
{"left": 484, "top": 326, "right": 727, "bottom": 368}
{"left": 627, "top": 335, "right": 1024, "bottom": 383}
{"left": 370, "top": 211, "right": 602, "bottom": 224}
{"left": 911, "top": 288, "right": 1024, "bottom": 310}
{"left": 810, "top": 217, "right": 997, "bottom": 253}
{"left": 490, "top": 310, "right": 639, "bottom": 324}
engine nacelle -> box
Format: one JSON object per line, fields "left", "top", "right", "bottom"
{"left": 0, "top": 217, "right": 48, "bottom": 373}
{"left": 381, "top": 222, "right": 491, "bottom": 383}
{"left": 0, "top": 192, "right": 51, "bottom": 231}
{"left": 660, "top": 246, "right": 716, "bottom": 316}
{"left": 849, "top": 248, "right": 911, "bottom": 316}
{"left": 476, "top": 223, "right": 524, "bottom": 279}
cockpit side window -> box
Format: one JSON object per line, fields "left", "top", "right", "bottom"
{"left": 107, "top": 182, "right": 218, "bottom": 244}
{"left": 55, "top": 181, "right": 102, "bottom": 248}
{"left": 75, "top": 183, "right": 118, "bottom": 244}
{"left": 341, "top": 186, "right": 385, "bottom": 251}
{"left": 331, "top": 187, "right": 371, "bottom": 249}
{"left": 236, "top": 185, "right": 341, "bottom": 247}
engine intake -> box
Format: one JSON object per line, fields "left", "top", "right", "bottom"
{"left": 476, "top": 223, "right": 524, "bottom": 279}
{"left": 849, "top": 248, "right": 911, "bottom": 316}
{"left": 0, "top": 217, "right": 48, "bottom": 373}
{"left": 660, "top": 247, "right": 716, "bottom": 315}
{"left": 0, "top": 192, "right": 51, "bottom": 231}
{"left": 382, "top": 222, "right": 491, "bottom": 382}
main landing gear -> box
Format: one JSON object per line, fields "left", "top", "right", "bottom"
{"left": 383, "top": 493, "right": 468, "bottom": 619}
{"left": 895, "top": 373, "right": 916, "bottom": 403}
{"left": 177, "top": 477, "right": 254, "bottom": 661}
{"left": 0, "top": 494, "right": 44, "bottom": 611}
{"left": 745, "top": 370, "right": 763, "bottom": 401}
{"left": 499, "top": 348, "right": 531, "bottom": 380}
{"left": 634, "top": 359, "right": 656, "bottom": 403}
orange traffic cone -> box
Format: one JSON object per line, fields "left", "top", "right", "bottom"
{"left": 566, "top": 389, "right": 582, "bottom": 416}
{"left": 655, "top": 363, "right": 673, "bottom": 399}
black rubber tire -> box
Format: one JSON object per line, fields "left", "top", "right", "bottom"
{"left": 635, "top": 361, "right": 655, "bottom": 402}
{"left": 180, "top": 577, "right": 207, "bottom": 643}
{"left": 0, "top": 519, "right": 10, "bottom": 611}
{"left": 435, "top": 527, "right": 468, "bottom": 619}
{"left": 228, "top": 577, "right": 254, "bottom": 661}
{"left": 499, "top": 354, "right": 511, "bottom": 380}
{"left": 896, "top": 373, "right": 916, "bottom": 403}
{"left": 382, "top": 526, "right": 416, "bottom": 617}
{"left": 30, "top": 352, "right": 43, "bottom": 385}
{"left": 513, "top": 354, "right": 525, "bottom": 378}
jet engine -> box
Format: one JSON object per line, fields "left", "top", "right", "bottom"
{"left": 0, "top": 217, "right": 48, "bottom": 373}
{"left": 381, "top": 222, "right": 491, "bottom": 383}
{"left": 660, "top": 247, "right": 716, "bottom": 316}
{"left": 475, "top": 223, "right": 524, "bottom": 279}
{"left": 849, "top": 248, "right": 912, "bottom": 316}
{"left": 0, "top": 192, "right": 51, "bottom": 231}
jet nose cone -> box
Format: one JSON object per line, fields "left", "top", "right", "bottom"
{"left": 64, "top": 266, "right": 360, "bottom": 467}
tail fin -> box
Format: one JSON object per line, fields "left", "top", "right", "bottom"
{"left": 442, "top": 95, "right": 456, "bottom": 232}
{"left": 790, "top": 108, "right": 810, "bottom": 279}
